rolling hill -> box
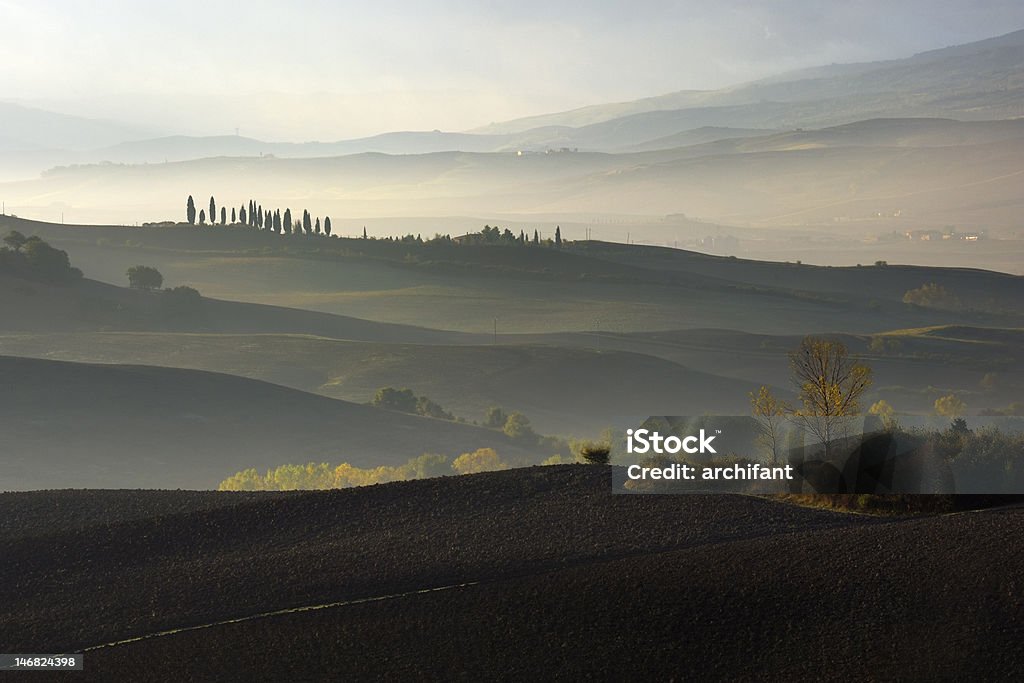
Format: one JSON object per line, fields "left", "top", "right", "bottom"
{"left": 6, "top": 216, "right": 1021, "bottom": 337}
{"left": 0, "top": 267, "right": 473, "bottom": 343}
{"left": 3, "top": 219, "right": 1021, "bottom": 437}
{"left": 4, "top": 319, "right": 1020, "bottom": 430}
{"left": 0, "top": 356, "right": 538, "bottom": 490}
{"left": 475, "top": 29, "right": 1024, "bottom": 134}
{"left": 2, "top": 467, "right": 1021, "bottom": 679}
{"left": 6, "top": 116, "right": 1024, "bottom": 229}
{"left": 0, "top": 101, "right": 157, "bottom": 152}
{"left": 0, "top": 332, "right": 763, "bottom": 433}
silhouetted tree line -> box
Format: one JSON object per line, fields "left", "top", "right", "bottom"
{"left": 372, "top": 387, "right": 458, "bottom": 421}
{"left": 183, "top": 194, "right": 332, "bottom": 238}
{"left": 1, "top": 230, "right": 82, "bottom": 283}
{"left": 459, "top": 224, "right": 562, "bottom": 247}
{"left": 183, "top": 196, "right": 567, "bottom": 249}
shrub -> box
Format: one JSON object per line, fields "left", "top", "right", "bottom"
{"left": 452, "top": 448, "right": 507, "bottom": 475}
{"left": 127, "top": 265, "right": 163, "bottom": 290}
{"left": 579, "top": 444, "right": 611, "bottom": 465}
{"left": 1, "top": 233, "right": 82, "bottom": 283}
{"left": 903, "top": 283, "right": 960, "bottom": 310}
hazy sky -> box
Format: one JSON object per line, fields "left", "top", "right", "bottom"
{"left": 3, "top": 0, "right": 1024, "bottom": 140}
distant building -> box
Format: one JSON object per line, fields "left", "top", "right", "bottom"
{"left": 697, "top": 235, "right": 740, "bottom": 252}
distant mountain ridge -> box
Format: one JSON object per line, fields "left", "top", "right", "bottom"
{"left": 473, "top": 28, "right": 1024, "bottom": 134}
{"left": 2, "top": 28, "right": 1023, "bottom": 177}
{"left": 0, "top": 101, "right": 158, "bottom": 152}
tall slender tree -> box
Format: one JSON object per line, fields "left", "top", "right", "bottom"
{"left": 231, "top": 207, "right": 236, "bottom": 224}
{"left": 220, "top": 207, "right": 226, "bottom": 225}
{"left": 788, "top": 337, "right": 873, "bottom": 457}
{"left": 209, "top": 196, "right": 216, "bottom": 225}
{"left": 324, "top": 216, "right": 332, "bottom": 236}
{"left": 199, "top": 209, "right": 206, "bottom": 225}
{"left": 186, "top": 195, "right": 196, "bottom": 224}
{"left": 239, "top": 205, "right": 246, "bottom": 225}
{"left": 533, "top": 229, "right": 539, "bottom": 245}
{"left": 315, "top": 217, "right": 321, "bottom": 234}
{"left": 554, "top": 226, "right": 562, "bottom": 247}
{"left": 257, "top": 205, "right": 264, "bottom": 229}
{"left": 363, "top": 226, "right": 367, "bottom": 239}
{"left": 283, "top": 208, "right": 292, "bottom": 234}
{"left": 273, "top": 210, "right": 281, "bottom": 233}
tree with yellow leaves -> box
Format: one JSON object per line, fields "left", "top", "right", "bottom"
{"left": 451, "top": 448, "right": 507, "bottom": 475}
{"left": 934, "top": 394, "right": 967, "bottom": 418}
{"left": 750, "top": 385, "right": 787, "bottom": 465}
{"left": 788, "top": 336, "right": 873, "bottom": 457}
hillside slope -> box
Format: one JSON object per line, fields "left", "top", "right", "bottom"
{"left": 1, "top": 467, "right": 882, "bottom": 653}
{"left": 2, "top": 467, "right": 1021, "bottom": 680}
{"left": 0, "top": 270, "right": 472, "bottom": 343}
{"left": 6, "top": 217, "right": 1020, "bottom": 336}
{"left": 476, "top": 29, "right": 1024, "bottom": 134}
{"left": 0, "top": 332, "right": 762, "bottom": 432}
{"left": 0, "top": 356, "right": 535, "bottom": 490}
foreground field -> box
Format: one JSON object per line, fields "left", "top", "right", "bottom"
{"left": 4, "top": 467, "right": 1021, "bottom": 680}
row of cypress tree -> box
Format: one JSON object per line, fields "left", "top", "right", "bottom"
{"left": 185, "top": 195, "right": 332, "bottom": 237}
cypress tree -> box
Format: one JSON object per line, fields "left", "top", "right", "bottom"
{"left": 533, "top": 229, "right": 539, "bottom": 245}
{"left": 239, "top": 205, "right": 247, "bottom": 225}
{"left": 209, "top": 196, "right": 216, "bottom": 224}
{"left": 555, "top": 226, "right": 562, "bottom": 247}
{"left": 324, "top": 216, "right": 332, "bottom": 236}
{"left": 283, "top": 208, "right": 292, "bottom": 234}
{"left": 186, "top": 195, "right": 196, "bottom": 224}
{"left": 199, "top": 209, "right": 206, "bottom": 225}
{"left": 231, "top": 207, "right": 236, "bottom": 224}
{"left": 315, "top": 217, "right": 321, "bottom": 234}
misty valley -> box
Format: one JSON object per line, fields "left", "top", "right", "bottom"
{"left": 3, "top": 18, "right": 1024, "bottom": 681}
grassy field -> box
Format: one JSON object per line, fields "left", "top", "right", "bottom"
{"left": 5, "top": 216, "right": 1022, "bottom": 336}
{"left": 519, "top": 326, "right": 1024, "bottom": 415}
{"left": 0, "top": 356, "right": 541, "bottom": 490}
{"left": 3, "top": 217, "right": 1022, "bottom": 489}
{"left": 2, "top": 326, "right": 1021, "bottom": 425}
{"left": 0, "top": 332, "right": 761, "bottom": 433}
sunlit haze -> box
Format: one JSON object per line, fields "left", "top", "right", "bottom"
{"left": 3, "top": 0, "right": 1024, "bottom": 140}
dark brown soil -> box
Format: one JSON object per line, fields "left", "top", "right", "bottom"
{"left": 4, "top": 466, "right": 1021, "bottom": 681}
